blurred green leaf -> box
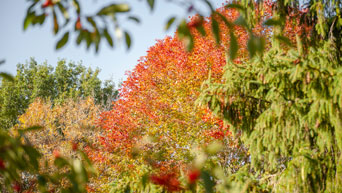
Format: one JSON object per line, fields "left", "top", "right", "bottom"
{"left": 37, "top": 175, "right": 47, "bottom": 186}
{"left": 165, "top": 16, "right": 176, "bottom": 31}
{"left": 23, "top": 12, "right": 35, "bottom": 30}
{"left": 53, "top": 9, "right": 59, "bottom": 34}
{"left": 196, "top": 25, "right": 206, "bottom": 36}
{"left": 76, "top": 30, "right": 84, "bottom": 45}
{"left": 19, "top": 125, "right": 43, "bottom": 134}
{"left": 0, "top": 72, "right": 14, "bottom": 82}
{"left": 86, "top": 17, "right": 97, "bottom": 28}
{"left": 54, "top": 157, "right": 69, "bottom": 168}
{"left": 234, "top": 16, "right": 248, "bottom": 28}
{"left": 247, "top": 37, "right": 256, "bottom": 58}
{"left": 72, "top": 0, "right": 81, "bottom": 14}
{"left": 201, "top": 170, "right": 215, "bottom": 193}
{"left": 211, "top": 18, "right": 220, "bottom": 44}
{"left": 229, "top": 32, "right": 238, "bottom": 60}
{"left": 125, "top": 31, "right": 131, "bottom": 50}
{"left": 85, "top": 31, "right": 92, "bottom": 49}
{"left": 177, "top": 20, "right": 194, "bottom": 51}
{"left": 22, "top": 145, "right": 41, "bottom": 170}
{"left": 34, "top": 14, "right": 46, "bottom": 25}
{"left": 203, "top": 0, "right": 214, "bottom": 11}
{"left": 147, "top": 0, "right": 155, "bottom": 11}
{"left": 97, "top": 4, "right": 130, "bottom": 15}
{"left": 275, "top": 35, "right": 292, "bottom": 46}
{"left": 216, "top": 12, "right": 233, "bottom": 29}
{"left": 225, "top": 3, "right": 244, "bottom": 11}
{"left": 247, "top": 36, "right": 265, "bottom": 58}
{"left": 103, "top": 29, "right": 114, "bottom": 47}
{"left": 57, "top": 3, "right": 69, "bottom": 19}
{"left": 128, "top": 16, "right": 140, "bottom": 24}
{"left": 263, "top": 18, "right": 283, "bottom": 26}
{"left": 56, "top": 32, "right": 69, "bottom": 50}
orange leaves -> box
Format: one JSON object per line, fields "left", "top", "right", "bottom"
{"left": 95, "top": 2, "right": 306, "bottom": 184}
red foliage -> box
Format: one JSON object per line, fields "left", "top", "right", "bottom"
{"left": 92, "top": 1, "right": 305, "bottom": 176}
{"left": 150, "top": 173, "right": 183, "bottom": 192}
{"left": 187, "top": 169, "right": 201, "bottom": 184}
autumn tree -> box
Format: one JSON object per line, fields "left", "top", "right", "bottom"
{"left": 9, "top": 97, "right": 101, "bottom": 192}
{"left": 90, "top": 2, "right": 294, "bottom": 191}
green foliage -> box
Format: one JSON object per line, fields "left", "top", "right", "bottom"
{"left": 0, "top": 59, "right": 118, "bottom": 130}
{"left": 198, "top": 41, "right": 342, "bottom": 192}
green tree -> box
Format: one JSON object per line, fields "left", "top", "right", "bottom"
{"left": 0, "top": 58, "right": 118, "bottom": 130}
{"left": 196, "top": 0, "right": 342, "bottom": 192}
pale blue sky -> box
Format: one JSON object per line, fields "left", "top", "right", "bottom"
{"left": 0, "top": 0, "right": 222, "bottom": 84}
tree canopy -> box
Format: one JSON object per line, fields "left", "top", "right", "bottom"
{"left": 0, "top": 59, "right": 118, "bottom": 129}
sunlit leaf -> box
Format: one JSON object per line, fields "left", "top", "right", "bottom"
{"left": 23, "top": 12, "right": 35, "bottom": 30}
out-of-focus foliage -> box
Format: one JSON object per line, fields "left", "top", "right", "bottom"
{"left": 23, "top": 0, "right": 342, "bottom": 58}
{"left": 0, "top": 59, "right": 118, "bottom": 129}
{"left": 9, "top": 97, "right": 102, "bottom": 192}
{"left": 0, "top": 127, "right": 96, "bottom": 193}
